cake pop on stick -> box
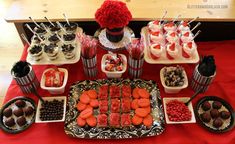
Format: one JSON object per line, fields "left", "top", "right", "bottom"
{"left": 44, "top": 16, "right": 55, "bottom": 27}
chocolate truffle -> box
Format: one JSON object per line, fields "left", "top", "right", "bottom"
{"left": 16, "top": 116, "right": 27, "bottom": 126}
{"left": 5, "top": 117, "right": 16, "bottom": 127}
{"left": 13, "top": 108, "right": 24, "bottom": 117}
{"left": 3, "top": 108, "right": 12, "bottom": 118}
{"left": 201, "top": 101, "right": 211, "bottom": 111}
{"left": 213, "top": 118, "right": 223, "bottom": 128}
{"left": 212, "top": 101, "right": 222, "bottom": 109}
{"left": 210, "top": 109, "right": 220, "bottom": 119}
{"left": 25, "top": 106, "right": 34, "bottom": 116}
{"left": 15, "top": 100, "right": 26, "bottom": 108}
{"left": 220, "top": 111, "right": 230, "bottom": 119}
{"left": 200, "top": 112, "right": 211, "bottom": 123}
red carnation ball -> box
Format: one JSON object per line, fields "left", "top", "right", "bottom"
{"left": 95, "top": 0, "right": 132, "bottom": 29}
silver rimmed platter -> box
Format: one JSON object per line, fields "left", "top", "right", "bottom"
{"left": 64, "top": 79, "right": 165, "bottom": 139}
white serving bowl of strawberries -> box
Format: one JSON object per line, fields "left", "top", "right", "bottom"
{"left": 40, "top": 68, "right": 68, "bottom": 94}
{"left": 101, "top": 54, "right": 127, "bottom": 78}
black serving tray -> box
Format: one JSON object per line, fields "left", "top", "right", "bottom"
{"left": 0, "top": 96, "right": 36, "bottom": 134}
{"left": 195, "top": 96, "right": 235, "bottom": 133}
{"left": 64, "top": 79, "right": 165, "bottom": 139}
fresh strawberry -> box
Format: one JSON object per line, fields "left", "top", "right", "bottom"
{"left": 166, "top": 22, "right": 174, "bottom": 27}
{"left": 153, "top": 20, "right": 159, "bottom": 25}
{"left": 182, "top": 22, "right": 188, "bottom": 27}
{"left": 152, "top": 31, "right": 160, "bottom": 36}
{"left": 105, "top": 64, "right": 114, "bottom": 71}
{"left": 116, "top": 65, "right": 123, "bottom": 71}
{"left": 183, "top": 32, "right": 190, "bottom": 37}
{"left": 169, "top": 43, "right": 175, "bottom": 51}
{"left": 153, "top": 44, "right": 161, "bottom": 49}
{"left": 170, "top": 32, "right": 176, "bottom": 37}
{"left": 187, "top": 42, "right": 193, "bottom": 48}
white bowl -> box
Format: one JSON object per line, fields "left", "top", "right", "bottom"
{"left": 160, "top": 66, "right": 188, "bottom": 93}
{"left": 101, "top": 54, "right": 127, "bottom": 78}
{"left": 163, "top": 97, "right": 196, "bottom": 124}
{"left": 40, "top": 68, "right": 68, "bottom": 94}
{"left": 35, "top": 96, "right": 67, "bottom": 123}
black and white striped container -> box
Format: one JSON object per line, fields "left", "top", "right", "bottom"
{"left": 81, "top": 56, "right": 97, "bottom": 78}
{"left": 11, "top": 63, "right": 39, "bottom": 94}
{"left": 128, "top": 56, "right": 144, "bottom": 78}
{"left": 191, "top": 65, "right": 216, "bottom": 93}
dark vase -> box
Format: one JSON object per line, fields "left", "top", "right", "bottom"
{"left": 106, "top": 27, "right": 124, "bottom": 43}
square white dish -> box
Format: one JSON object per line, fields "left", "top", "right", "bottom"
{"left": 160, "top": 66, "right": 188, "bottom": 94}
{"left": 101, "top": 54, "right": 127, "bottom": 78}
{"left": 163, "top": 97, "right": 196, "bottom": 124}
{"left": 35, "top": 96, "right": 67, "bottom": 123}
{"left": 40, "top": 68, "right": 68, "bottom": 94}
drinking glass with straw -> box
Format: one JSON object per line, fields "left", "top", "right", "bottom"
{"left": 127, "top": 38, "right": 145, "bottom": 78}
{"left": 77, "top": 33, "right": 98, "bottom": 77}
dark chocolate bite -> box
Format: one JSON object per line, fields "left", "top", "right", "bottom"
{"left": 16, "top": 116, "right": 27, "bottom": 127}
{"left": 213, "top": 118, "right": 223, "bottom": 128}
{"left": 15, "top": 100, "right": 26, "bottom": 108}
{"left": 220, "top": 111, "right": 230, "bottom": 119}
{"left": 200, "top": 112, "right": 211, "bottom": 123}
{"left": 29, "top": 45, "right": 43, "bottom": 55}
{"left": 212, "top": 101, "right": 222, "bottom": 109}
{"left": 3, "top": 108, "right": 12, "bottom": 118}
{"left": 210, "top": 109, "right": 220, "bottom": 119}
{"left": 201, "top": 101, "right": 211, "bottom": 111}
{"left": 25, "top": 106, "right": 34, "bottom": 116}
{"left": 13, "top": 108, "right": 24, "bottom": 117}
{"left": 5, "top": 117, "right": 16, "bottom": 127}
{"left": 63, "top": 34, "right": 75, "bottom": 41}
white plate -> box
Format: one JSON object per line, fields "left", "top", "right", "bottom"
{"left": 163, "top": 97, "right": 196, "bottom": 124}
{"left": 35, "top": 96, "right": 67, "bottom": 123}
{"left": 26, "top": 27, "right": 82, "bottom": 65}
{"left": 141, "top": 27, "right": 200, "bottom": 64}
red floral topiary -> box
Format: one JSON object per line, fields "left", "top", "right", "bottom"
{"left": 95, "top": 0, "right": 132, "bottom": 29}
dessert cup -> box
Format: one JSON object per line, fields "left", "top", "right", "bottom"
{"left": 63, "top": 33, "right": 76, "bottom": 44}
{"left": 165, "top": 31, "right": 179, "bottom": 43}
{"left": 166, "top": 43, "right": 179, "bottom": 60}
{"left": 64, "top": 23, "right": 78, "bottom": 34}
{"left": 44, "top": 44, "right": 59, "bottom": 60}
{"left": 150, "top": 31, "right": 165, "bottom": 45}
{"left": 48, "top": 34, "right": 60, "bottom": 44}
{"left": 28, "top": 44, "right": 43, "bottom": 61}
{"left": 150, "top": 43, "right": 163, "bottom": 59}
{"left": 148, "top": 20, "right": 162, "bottom": 32}
{"left": 61, "top": 44, "right": 76, "bottom": 59}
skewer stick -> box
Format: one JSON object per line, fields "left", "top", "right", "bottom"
{"left": 173, "top": 14, "right": 181, "bottom": 22}
{"left": 25, "top": 24, "right": 35, "bottom": 34}
{"left": 56, "top": 21, "right": 67, "bottom": 33}
{"left": 29, "top": 17, "right": 41, "bottom": 28}
{"left": 188, "top": 16, "right": 199, "bottom": 24}
{"left": 160, "top": 10, "right": 167, "bottom": 22}
{"left": 63, "top": 13, "right": 70, "bottom": 26}
{"left": 35, "top": 33, "right": 43, "bottom": 42}
{"left": 55, "top": 33, "right": 65, "bottom": 44}
{"left": 44, "top": 16, "right": 55, "bottom": 27}
{"left": 20, "top": 33, "right": 30, "bottom": 45}
{"left": 40, "top": 23, "right": 51, "bottom": 34}
{"left": 191, "top": 22, "right": 201, "bottom": 32}
{"left": 193, "top": 30, "right": 201, "bottom": 40}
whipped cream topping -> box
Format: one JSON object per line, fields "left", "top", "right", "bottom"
{"left": 165, "top": 31, "right": 179, "bottom": 43}
{"left": 180, "top": 31, "right": 194, "bottom": 43}
{"left": 148, "top": 20, "right": 162, "bottom": 32}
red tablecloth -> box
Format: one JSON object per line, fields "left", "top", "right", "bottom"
{"left": 0, "top": 40, "right": 235, "bottom": 144}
